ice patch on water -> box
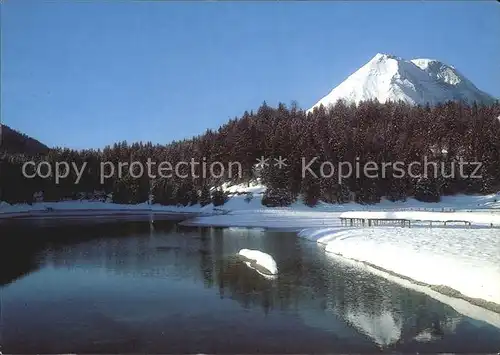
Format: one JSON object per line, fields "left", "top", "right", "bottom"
{"left": 238, "top": 249, "right": 278, "bottom": 276}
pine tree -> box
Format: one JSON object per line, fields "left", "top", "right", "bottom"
{"left": 261, "top": 187, "right": 294, "bottom": 207}
{"left": 212, "top": 188, "right": 228, "bottom": 207}
{"left": 302, "top": 174, "right": 321, "bottom": 207}
{"left": 199, "top": 184, "right": 212, "bottom": 206}
{"left": 414, "top": 178, "right": 441, "bottom": 202}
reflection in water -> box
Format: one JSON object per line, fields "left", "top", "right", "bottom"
{"left": 1, "top": 219, "right": 499, "bottom": 353}
{"left": 320, "top": 257, "right": 405, "bottom": 347}
{"left": 305, "top": 251, "right": 469, "bottom": 349}
{"left": 0, "top": 243, "right": 40, "bottom": 286}
{"left": 217, "top": 258, "right": 276, "bottom": 314}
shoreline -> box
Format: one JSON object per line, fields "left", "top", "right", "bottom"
{"left": 299, "top": 227, "right": 500, "bottom": 320}
{"left": 353, "top": 255, "right": 500, "bottom": 315}
{"left": 0, "top": 209, "right": 205, "bottom": 222}
{"left": 322, "top": 252, "right": 500, "bottom": 328}
{"left": 0, "top": 209, "right": 200, "bottom": 217}
{"left": 0, "top": 200, "right": 217, "bottom": 221}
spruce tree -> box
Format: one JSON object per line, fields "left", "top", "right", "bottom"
{"left": 199, "top": 184, "right": 212, "bottom": 207}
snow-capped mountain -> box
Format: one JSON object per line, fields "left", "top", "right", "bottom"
{"left": 308, "top": 53, "right": 496, "bottom": 112}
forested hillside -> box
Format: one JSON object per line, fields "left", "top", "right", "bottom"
{"left": 0, "top": 124, "right": 49, "bottom": 155}
{"left": 1, "top": 100, "right": 499, "bottom": 207}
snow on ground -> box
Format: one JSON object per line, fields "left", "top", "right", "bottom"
{"left": 220, "top": 181, "right": 266, "bottom": 195}
{"left": 299, "top": 227, "right": 500, "bottom": 308}
{"left": 322, "top": 251, "right": 500, "bottom": 329}
{"left": 181, "top": 182, "right": 499, "bottom": 229}
{"left": 238, "top": 248, "right": 278, "bottom": 277}
{"left": 219, "top": 181, "right": 500, "bottom": 212}
{"left": 186, "top": 181, "right": 500, "bottom": 228}
{"left": 0, "top": 200, "right": 211, "bottom": 220}
{"left": 183, "top": 209, "right": 345, "bottom": 230}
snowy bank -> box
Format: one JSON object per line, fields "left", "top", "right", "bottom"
{"left": 238, "top": 249, "right": 278, "bottom": 277}
{"left": 0, "top": 200, "right": 217, "bottom": 220}
{"left": 181, "top": 187, "right": 499, "bottom": 229}
{"left": 323, "top": 251, "right": 500, "bottom": 330}
{"left": 183, "top": 209, "right": 345, "bottom": 230}
{"left": 299, "top": 227, "right": 500, "bottom": 312}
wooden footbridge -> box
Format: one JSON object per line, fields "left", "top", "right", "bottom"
{"left": 339, "top": 217, "right": 473, "bottom": 228}
{"left": 338, "top": 210, "right": 499, "bottom": 228}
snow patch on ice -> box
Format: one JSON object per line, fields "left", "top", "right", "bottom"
{"left": 238, "top": 249, "right": 278, "bottom": 276}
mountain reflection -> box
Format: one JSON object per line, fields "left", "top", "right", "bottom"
{"left": 307, "top": 254, "right": 466, "bottom": 348}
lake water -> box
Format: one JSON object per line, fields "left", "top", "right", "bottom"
{"left": 1, "top": 218, "right": 500, "bottom": 353}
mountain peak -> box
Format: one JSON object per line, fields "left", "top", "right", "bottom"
{"left": 308, "top": 53, "right": 496, "bottom": 112}
{"left": 372, "top": 53, "right": 400, "bottom": 61}
{"left": 411, "top": 58, "right": 443, "bottom": 69}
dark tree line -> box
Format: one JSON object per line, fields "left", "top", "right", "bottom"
{"left": 1, "top": 100, "right": 499, "bottom": 207}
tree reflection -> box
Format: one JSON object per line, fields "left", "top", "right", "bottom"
{"left": 0, "top": 224, "right": 43, "bottom": 286}
{"left": 199, "top": 227, "right": 213, "bottom": 288}
{"left": 216, "top": 257, "right": 276, "bottom": 314}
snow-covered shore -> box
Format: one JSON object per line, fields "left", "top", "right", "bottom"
{"left": 0, "top": 200, "right": 210, "bottom": 220}
{"left": 180, "top": 185, "right": 500, "bottom": 229}
{"left": 299, "top": 227, "right": 500, "bottom": 312}
{"left": 323, "top": 251, "right": 500, "bottom": 330}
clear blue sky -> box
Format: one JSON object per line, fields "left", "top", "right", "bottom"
{"left": 2, "top": 1, "right": 499, "bottom": 150}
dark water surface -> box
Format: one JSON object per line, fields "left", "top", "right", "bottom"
{"left": 1, "top": 218, "right": 499, "bottom": 353}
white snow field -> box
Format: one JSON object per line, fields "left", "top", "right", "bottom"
{"left": 299, "top": 228, "right": 500, "bottom": 310}
{"left": 179, "top": 182, "right": 499, "bottom": 229}
{"left": 238, "top": 248, "right": 278, "bottom": 277}
{"left": 308, "top": 53, "right": 496, "bottom": 112}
